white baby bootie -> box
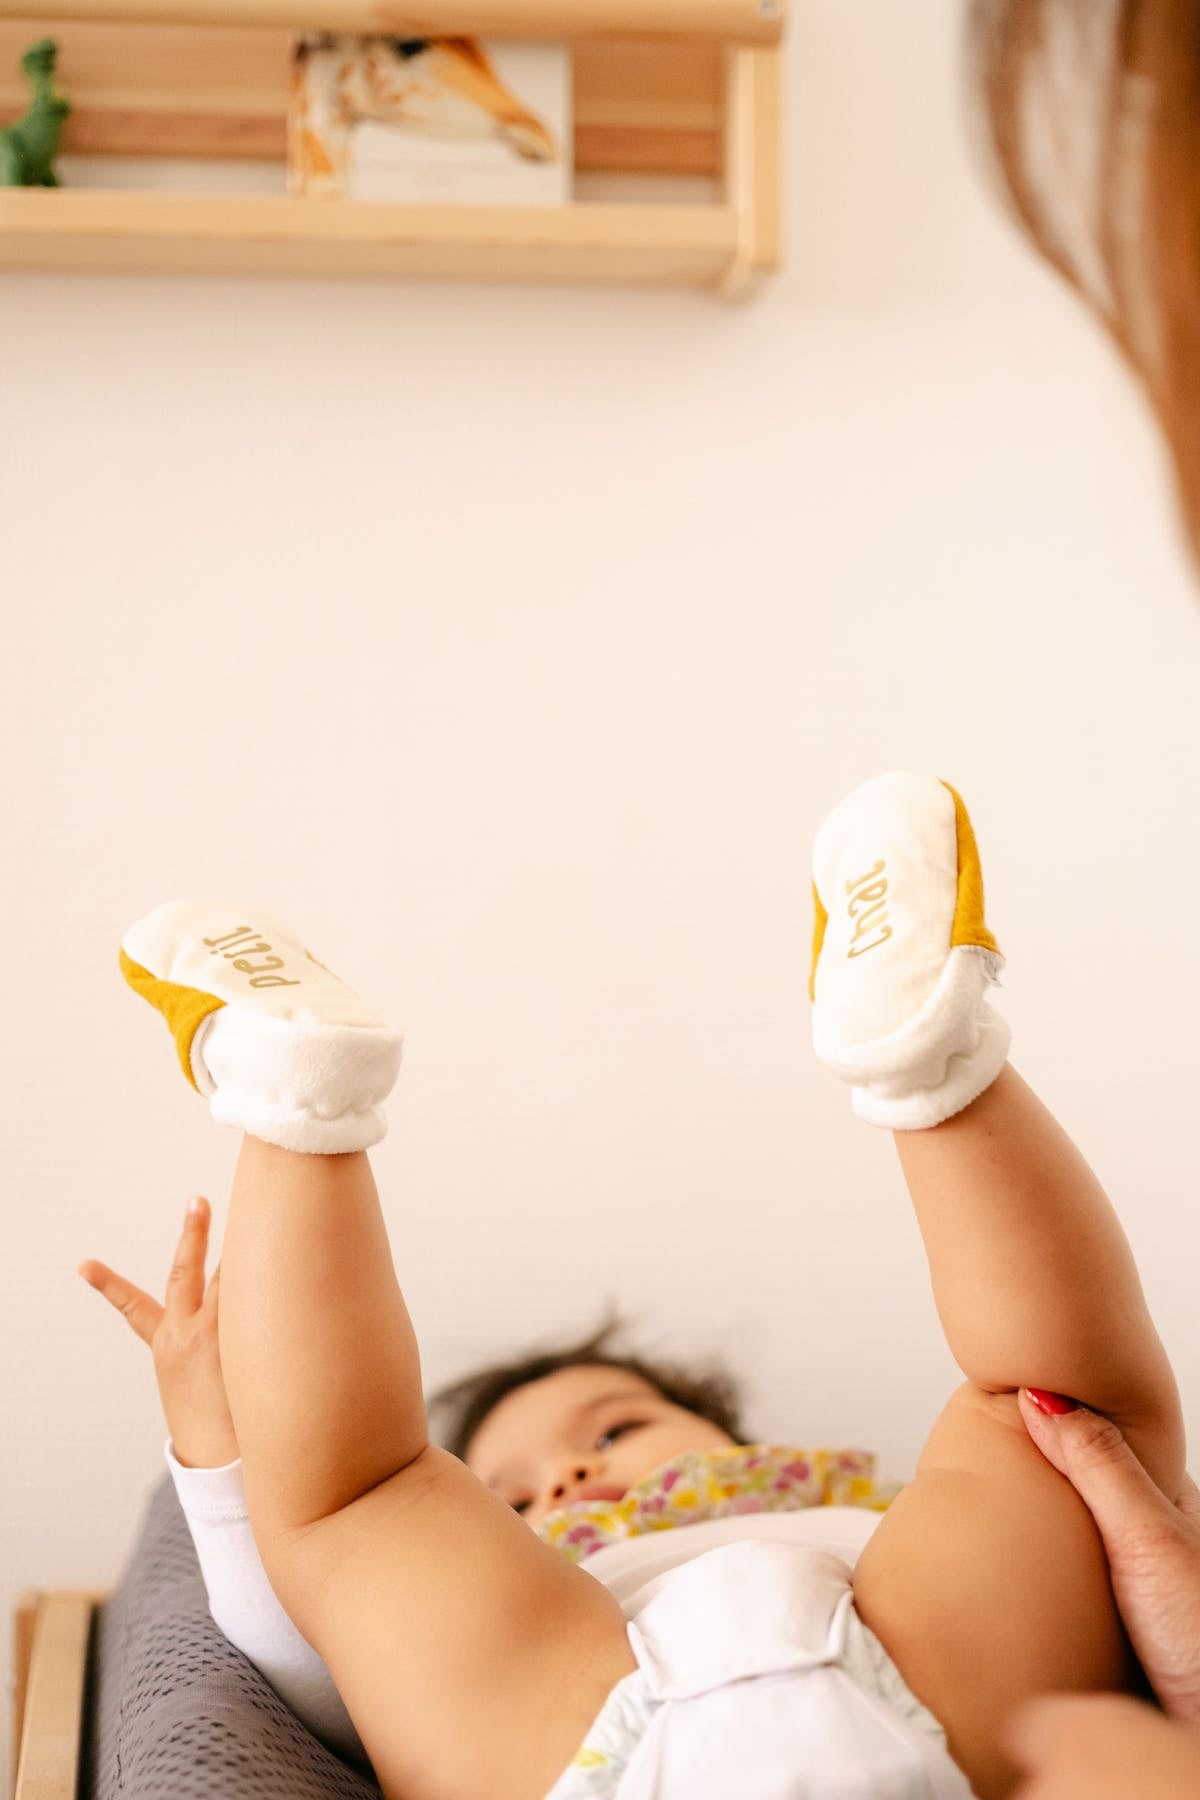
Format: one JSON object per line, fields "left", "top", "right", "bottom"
{"left": 121, "top": 902, "right": 403, "bottom": 1154}
{"left": 810, "top": 772, "right": 1011, "bottom": 1129}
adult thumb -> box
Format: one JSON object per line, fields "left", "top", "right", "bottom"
{"left": 1018, "top": 1388, "right": 1174, "bottom": 1543}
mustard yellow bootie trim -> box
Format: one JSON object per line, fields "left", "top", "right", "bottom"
{"left": 119, "top": 947, "right": 225, "bottom": 1091}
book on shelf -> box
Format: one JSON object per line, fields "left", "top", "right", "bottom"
{"left": 289, "top": 35, "right": 571, "bottom": 205}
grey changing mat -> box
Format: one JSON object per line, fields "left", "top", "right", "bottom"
{"left": 83, "top": 1472, "right": 383, "bottom": 1799}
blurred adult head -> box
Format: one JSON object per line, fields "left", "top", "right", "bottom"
{"left": 967, "top": 0, "right": 1200, "bottom": 566}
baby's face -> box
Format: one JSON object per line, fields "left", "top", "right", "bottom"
{"left": 465, "top": 1363, "right": 737, "bottom": 1531}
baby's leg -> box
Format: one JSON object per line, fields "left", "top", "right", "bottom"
{"left": 852, "top": 1068, "right": 1183, "bottom": 1799}
{"left": 809, "top": 777, "right": 1184, "bottom": 1798}
{"left": 220, "top": 1139, "right": 635, "bottom": 1800}
{"left": 219, "top": 1139, "right": 426, "bottom": 1528}
{"left": 120, "top": 907, "right": 635, "bottom": 1800}
{"left": 891, "top": 1065, "right": 1182, "bottom": 1485}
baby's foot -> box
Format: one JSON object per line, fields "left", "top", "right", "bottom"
{"left": 810, "top": 772, "right": 1010, "bottom": 1128}
{"left": 121, "top": 902, "right": 403, "bottom": 1153}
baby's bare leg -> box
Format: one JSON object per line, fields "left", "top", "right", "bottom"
{"left": 809, "top": 776, "right": 1185, "bottom": 1792}
{"left": 852, "top": 1068, "right": 1183, "bottom": 1799}
{"left": 119, "top": 902, "right": 634, "bottom": 1800}
{"left": 218, "top": 1139, "right": 427, "bottom": 1535}
{"left": 892, "top": 1063, "right": 1183, "bottom": 1489}
{"left": 218, "top": 1138, "right": 635, "bottom": 1800}
{"left": 854, "top": 1384, "right": 1137, "bottom": 1800}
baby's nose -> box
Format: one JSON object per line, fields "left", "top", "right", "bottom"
{"left": 550, "top": 1465, "right": 591, "bottom": 1501}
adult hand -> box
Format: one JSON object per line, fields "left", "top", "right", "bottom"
{"left": 1008, "top": 1693, "right": 1200, "bottom": 1799}
{"left": 1018, "top": 1388, "right": 1200, "bottom": 1725}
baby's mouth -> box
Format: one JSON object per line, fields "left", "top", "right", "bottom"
{"left": 570, "top": 1484, "right": 627, "bottom": 1506}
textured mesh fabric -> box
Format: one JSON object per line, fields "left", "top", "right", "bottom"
{"left": 83, "top": 1472, "right": 383, "bottom": 1799}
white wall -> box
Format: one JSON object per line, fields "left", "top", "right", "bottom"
{"left": 5, "top": 1, "right": 1200, "bottom": 1778}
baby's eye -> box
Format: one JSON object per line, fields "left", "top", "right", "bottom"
{"left": 596, "top": 1420, "right": 643, "bottom": 1450}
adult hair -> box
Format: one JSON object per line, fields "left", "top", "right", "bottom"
{"left": 966, "top": 0, "right": 1200, "bottom": 566}
{"left": 427, "top": 1303, "right": 752, "bottom": 1464}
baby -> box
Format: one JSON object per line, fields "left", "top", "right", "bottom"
{"left": 81, "top": 772, "right": 1185, "bottom": 1800}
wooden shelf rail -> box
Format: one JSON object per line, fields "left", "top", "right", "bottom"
{"left": 0, "top": 190, "right": 742, "bottom": 281}
{"left": 0, "top": 0, "right": 784, "bottom": 44}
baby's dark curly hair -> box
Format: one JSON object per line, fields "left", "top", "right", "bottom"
{"left": 428, "top": 1302, "right": 755, "bottom": 1463}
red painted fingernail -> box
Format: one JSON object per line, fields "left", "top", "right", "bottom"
{"left": 1026, "top": 1388, "right": 1079, "bottom": 1416}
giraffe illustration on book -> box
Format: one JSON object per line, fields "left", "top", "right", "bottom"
{"left": 289, "top": 36, "right": 559, "bottom": 197}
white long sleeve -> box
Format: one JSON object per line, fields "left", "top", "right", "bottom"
{"left": 163, "top": 1439, "right": 368, "bottom": 1768}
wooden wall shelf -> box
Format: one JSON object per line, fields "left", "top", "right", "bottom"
{"left": 0, "top": 6, "right": 784, "bottom": 292}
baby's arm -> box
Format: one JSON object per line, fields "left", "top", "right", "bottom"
{"left": 79, "top": 1199, "right": 367, "bottom": 1768}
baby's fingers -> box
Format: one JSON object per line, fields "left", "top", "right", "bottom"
{"left": 165, "top": 1197, "right": 213, "bottom": 1321}
{"left": 78, "top": 1261, "right": 164, "bottom": 1346}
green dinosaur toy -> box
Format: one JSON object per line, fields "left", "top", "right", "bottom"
{"left": 0, "top": 39, "right": 69, "bottom": 188}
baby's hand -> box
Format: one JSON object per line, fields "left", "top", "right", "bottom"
{"left": 79, "top": 1197, "right": 239, "bottom": 1470}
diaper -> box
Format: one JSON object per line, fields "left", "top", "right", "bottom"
{"left": 544, "top": 1538, "right": 975, "bottom": 1800}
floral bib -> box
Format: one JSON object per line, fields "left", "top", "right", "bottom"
{"left": 535, "top": 1443, "right": 897, "bottom": 1564}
